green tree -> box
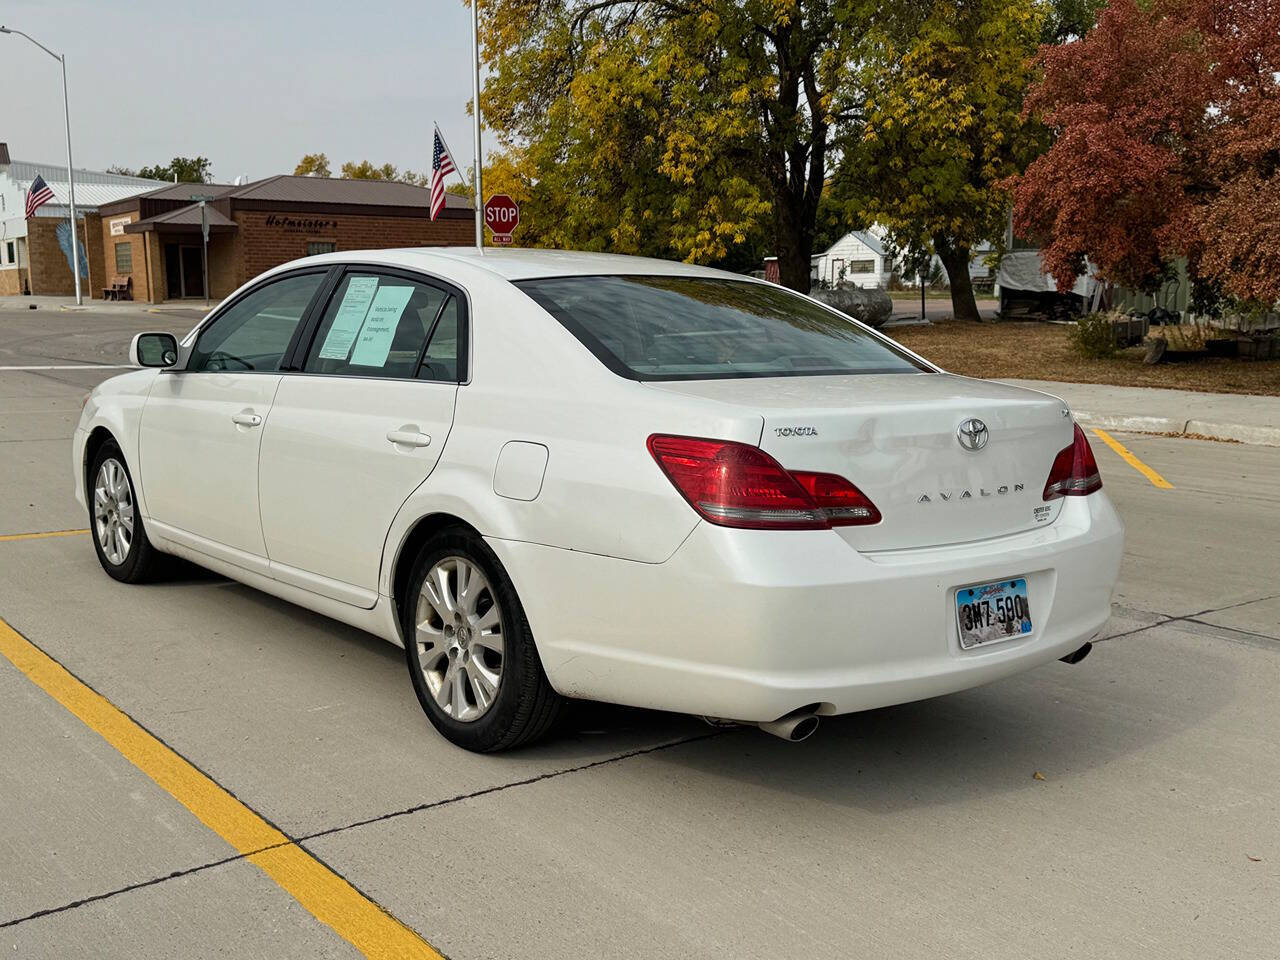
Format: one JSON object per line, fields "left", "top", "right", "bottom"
{"left": 339, "top": 160, "right": 400, "bottom": 181}
{"left": 842, "top": 0, "right": 1044, "bottom": 321}
{"left": 478, "top": 0, "right": 875, "bottom": 291}
{"left": 338, "top": 160, "right": 429, "bottom": 187}
{"left": 1041, "top": 0, "right": 1106, "bottom": 43}
{"left": 294, "top": 153, "right": 331, "bottom": 177}
{"left": 112, "top": 157, "right": 213, "bottom": 183}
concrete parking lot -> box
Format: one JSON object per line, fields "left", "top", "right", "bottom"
{"left": 2, "top": 307, "right": 1276, "bottom": 959}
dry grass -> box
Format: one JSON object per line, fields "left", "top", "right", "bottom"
{"left": 889, "top": 319, "right": 1280, "bottom": 396}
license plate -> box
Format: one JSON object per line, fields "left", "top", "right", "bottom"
{"left": 955, "top": 578, "right": 1032, "bottom": 649}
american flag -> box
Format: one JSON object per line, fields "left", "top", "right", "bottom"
{"left": 25, "top": 174, "right": 55, "bottom": 219}
{"left": 430, "top": 126, "right": 459, "bottom": 222}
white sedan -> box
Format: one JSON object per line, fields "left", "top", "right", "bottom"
{"left": 74, "top": 248, "right": 1123, "bottom": 751}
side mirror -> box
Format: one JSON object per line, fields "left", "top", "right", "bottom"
{"left": 130, "top": 332, "right": 179, "bottom": 368}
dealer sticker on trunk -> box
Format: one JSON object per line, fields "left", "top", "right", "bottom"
{"left": 956, "top": 578, "right": 1032, "bottom": 649}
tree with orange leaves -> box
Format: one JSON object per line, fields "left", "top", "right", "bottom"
{"left": 1012, "top": 0, "right": 1280, "bottom": 309}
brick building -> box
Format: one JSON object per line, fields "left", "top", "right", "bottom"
{"left": 95, "top": 175, "right": 473, "bottom": 303}
{"left": 0, "top": 143, "right": 163, "bottom": 296}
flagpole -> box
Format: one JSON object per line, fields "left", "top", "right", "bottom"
{"left": 60, "top": 53, "right": 81, "bottom": 305}
{"left": 1, "top": 26, "right": 81, "bottom": 304}
{"left": 435, "top": 124, "right": 464, "bottom": 185}
{"left": 470, "top": 0, "right": 483, "bottom": 253}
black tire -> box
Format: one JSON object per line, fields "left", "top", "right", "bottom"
{"left": 401, "top": 529, "right": 564, "bottom": 751}
{"left": 87, "top": 440, "right": 165, "bottom": 584}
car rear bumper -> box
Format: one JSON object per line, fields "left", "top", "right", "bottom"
{"left": 487, "top": 493, "right": 1124, "bottom": 723}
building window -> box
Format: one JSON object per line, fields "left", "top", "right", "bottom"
{"left": 307, "top": 241, "right": 337, "bottom": 256}
{"left": 114, "top": 242, "right": 133, "bottom": 273}
{"left": 847, "top": 259, "right": 876, "bottom": 274}
{"left": 4, "top": 241, "right": 12, "bottom": 264}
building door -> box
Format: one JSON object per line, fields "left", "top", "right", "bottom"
{"left": 164, "top": 244, "right": 182, "bottom": 300}
{"left": 180, "top": 245, "right": 204, "bottom": 298}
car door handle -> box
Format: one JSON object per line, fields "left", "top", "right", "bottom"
{"left": 386, "top": 429, "right": 432, "bottom": 448}
{"left": 231, "top": 412, "right": 262, "bottom": 427}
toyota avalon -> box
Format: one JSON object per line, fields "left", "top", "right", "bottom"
{"left": 74, "top": 248, "right": 1123, "bottom": 751}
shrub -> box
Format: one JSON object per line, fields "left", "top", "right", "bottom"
{"left": 1069, "top": 312, "right": 1118, "bottom": 359}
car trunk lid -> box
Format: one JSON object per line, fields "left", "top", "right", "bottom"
{"left": 644, "top": 373, "right": 1073, "bottom": 551}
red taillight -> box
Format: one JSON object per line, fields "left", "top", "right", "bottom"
{"left": 1043, "top": 424, "right": 1103, "bottom": 501}
{"left": 791, "top": 470, "right": 882, "bottom": 526}
{"left": 647, "top": 435, "right": 880, "bottom": 530}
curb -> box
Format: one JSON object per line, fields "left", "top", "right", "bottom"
{"left": 1072, "top": 411, "right": 1280, "bottom": 447}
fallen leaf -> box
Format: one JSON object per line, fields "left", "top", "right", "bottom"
{"left": 1246, "top": 855, "right": 1262, "bottom": 863}
{"left": 1033, "top": 771, "right": 1046, "bottom": 781}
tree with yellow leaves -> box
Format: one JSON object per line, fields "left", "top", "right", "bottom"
{"left": 843, "top": 0, "right": 1046, "bottom": 321}
{"left": 476, "top": 0, "right": 873, "bottom": 291}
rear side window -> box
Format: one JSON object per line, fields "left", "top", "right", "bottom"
{"left": 302, "top": 273, "right": 461, "bottom": 381}
{"left": 517, "top": 275, "right": 929, "bottom": 381}
{"left": 417, "top": 298, "right": 460, "bottom": 382}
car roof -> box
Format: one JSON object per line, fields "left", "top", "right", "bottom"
{"left": 298, "top": 246, "right": 743, "bottom": 283}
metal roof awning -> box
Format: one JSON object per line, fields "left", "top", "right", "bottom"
{"left": 124, "top": 204, "right": 237, "bottom": 235}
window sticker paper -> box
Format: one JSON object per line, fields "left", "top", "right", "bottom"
{"left": 350, "top": 285, "right": 414, "bottom": 367}
{"left": 318, "top": 276, "right": 379, "bottom": 360}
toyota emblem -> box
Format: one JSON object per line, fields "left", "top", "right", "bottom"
{"left": 957, "top": 418, "right": 989, "bottom": 451}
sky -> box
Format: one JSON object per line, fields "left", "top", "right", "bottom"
{"left": 3, "top": 0, "right": 481, "bottom": 183}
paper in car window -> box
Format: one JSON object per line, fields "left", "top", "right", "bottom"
{"left": 350, "top": 285, "right": 414, "bottom": 367}
{"left": 318, "top": 276, "right": 379, "bottom": 360}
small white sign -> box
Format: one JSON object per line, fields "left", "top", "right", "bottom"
{"left": 350, "top": 285, "right": 414, "bottom": 368}
{"left": 318, "top": 277, "right": 379, "bottom": 360}
{"left": 109, "top": 216, "right": 130, "bottom": 236}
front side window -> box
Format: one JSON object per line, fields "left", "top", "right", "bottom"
{"left": 518, "top": 275, "right": 929, "bottom": 381}
{"left": 302, "top": 272, "right": 461, "bottom": 381}
{"left": 307, "top": 241, "right": 336, "bottom": 256}
{"left": 189, "top": 272, "right": 325, "bottom": 372}
{"left": 114, "top": 242, "right": 133, "bottom": 273}
{"left": 5, "top": 241, "right": 14, "bottom": 264}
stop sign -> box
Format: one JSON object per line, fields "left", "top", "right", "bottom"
{"left": 483, "top": 194, "right": 520, "bottom": 244}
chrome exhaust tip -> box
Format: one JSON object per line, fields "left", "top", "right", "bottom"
{"left": 757, "top": 708, "right": 821, "bottom": 742}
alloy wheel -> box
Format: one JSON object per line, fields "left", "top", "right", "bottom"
{"left": 415, "top": 556, "right": 505, "bottom": 722}
{"left": 93, "top": 458, "right": 134, "bottom": 566}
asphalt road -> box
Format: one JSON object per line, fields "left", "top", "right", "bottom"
{"left": 2, "top": 308, "right": 1276, "bottom": 959}
{"left": 888, "top": 295, "right": 999, "bottom": 323}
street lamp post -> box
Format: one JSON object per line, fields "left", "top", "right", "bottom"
{"left": 1, "top": 25, "right": 82, "bottom": 305}
{"left": 470, "top": 0, "right": 484, "bottom": 253}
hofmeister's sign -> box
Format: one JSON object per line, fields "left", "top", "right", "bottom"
{"left": 264, "top": 214, "right": 338, "bottom": 233}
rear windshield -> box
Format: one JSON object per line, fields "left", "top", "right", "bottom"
{"left": 516, "top": 275, "right": 930, "bottom": 381}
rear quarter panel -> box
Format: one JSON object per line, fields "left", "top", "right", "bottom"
{"left": 378, "top": 276, "right": 761, "bottom": 596}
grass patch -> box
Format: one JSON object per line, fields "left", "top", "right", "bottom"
{"left": 889, "top": 319, "right": 1280, "bottom": 396}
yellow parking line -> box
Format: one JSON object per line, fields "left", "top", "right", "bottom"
{"left": 0, "top": 529, "right": 90, "bottom": 542}
{"left": 1091, "top": 428, "right": 1174, "bottom": 489}
{"left": 0, "top": 617, "right": 442, "bottom": 959}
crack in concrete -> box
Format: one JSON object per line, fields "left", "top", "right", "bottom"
{"left": 0, "top": 728, "right": 728, "bottom": 930}
{"left": 6, "top": 596, "right": 1275, "bottom": 930}
{"left": 1096, "top": 593, "right": 1279, "bottom": 647}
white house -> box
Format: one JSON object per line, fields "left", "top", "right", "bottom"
{"left": 813, "top": 228, "right": 895, "bottom": 288}
{"left": 809, "top": 227, "right": 997, "bottom": 290}
{"left": 0, "top": 143, "right": 163, "bottom": 296}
